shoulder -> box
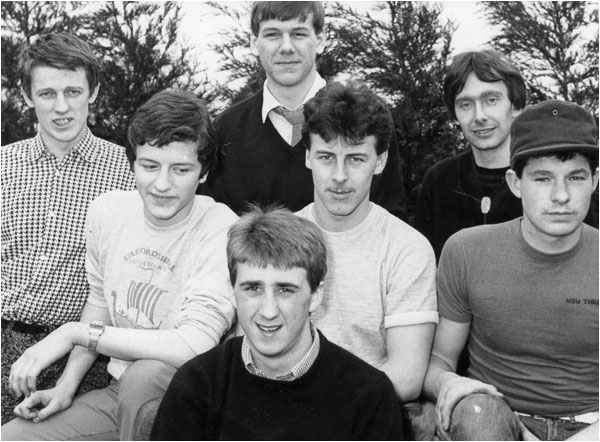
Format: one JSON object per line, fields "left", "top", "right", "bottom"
{"left": 176, "top": 337, "right": 241, "bottom": 383}
{"left": 319, "top": 333, "right": 395, "bottom": 389}
{"left": 372, "top": 204, "right": 434, "bottom": 253}
{"left": 446, "top": 219, "right": 515, "bottom": 251}
{"left": 423, "top": 150, "right": 471, "bottom": 180}
{"left": 214, "top": 91, "right": 262, "bottom": 125}
{"left": 192, "top": 196, "right": 239, "bottom": 228}
{"left": 1, "top": 137, "right": 35, "bottom": 160}
{"left": 580, "top": 223, "right": 599, "bottom": 250}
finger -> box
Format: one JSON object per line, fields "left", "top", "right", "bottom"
{"left": 33, "top": 401, "right": 59, "bottom": 423}
{"left": 13, "top": 395, "right": 42, "bottom": 420}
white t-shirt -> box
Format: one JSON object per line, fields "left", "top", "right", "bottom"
{"left": 86, "top": 190, "right": 238, "bottom": 379}
{"left": 297, "top": 203, "right": 438, "bottom": 368}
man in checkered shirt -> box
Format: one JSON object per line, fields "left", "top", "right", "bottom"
{"left": 1, "top": 33, "right": 135, "bottom": 422}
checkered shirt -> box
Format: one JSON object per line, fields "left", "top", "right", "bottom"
{"left": 242, "top": 322, "right": 320, "bottom": 381}
{"left": 2, "top": 129, "right": 135, "bottom": 326}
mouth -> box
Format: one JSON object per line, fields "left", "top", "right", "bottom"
{"left": 547, "top": 211, "right": 574, "bottom": 218}
{"left": 257, "top": 324, "right": 282, "bottom": 335}
{"left": 150, "top": 194, "right": 175, "bottom": 203}
{"left": 53, "top": 118, "right": 73, "bottom": 127}
{"left": 328, "top": 189, "right": 352, "bottom": 199}
{"left": 472, "top": 127, "right": 495, "bottom": 136}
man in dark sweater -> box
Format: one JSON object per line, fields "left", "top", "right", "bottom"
{"left": 415, "top": 50, "right": 598, "bottom": 260}
{"left": 150, "top": 206, "right": 405, "bottom": 440}
{"left": 198, "top": 1, "right": 407, "bottom": 220}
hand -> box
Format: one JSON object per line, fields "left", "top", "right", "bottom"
{"left": 13, "top": 385, "right": 74, "bottom": 423}
{"left": 9, "top": 323, "right": 79, "bottom": 398}
{"left": 517, "top": 416, "right": 539, "bottom": 441}
{"left": 434, "top": 374, "right": 503, "bottom": 439}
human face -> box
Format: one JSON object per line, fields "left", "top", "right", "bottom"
{"left": 234, "top": 263, "right": 322, "bottom": 377}
{"left": 506, "top": 154, "right": 599, "bottom": 253}
{"left": 134, "top": 141, "right": 206, "bottom": 227}
{"left": 252, "top": 14, "right": 325, "bottom": 93}
{"left": 454, "top": 72, "right": 520, "bottom": 154}
{"left": 306, "top": 134, "right": 387, "bottom": 232}
{"left": 22, "top": 66, "right": 98, "bottom": 157}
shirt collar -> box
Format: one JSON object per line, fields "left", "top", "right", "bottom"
{"left": 242, "top": 321, "right": 320, "bottom": 381}
{"left": 261, "top": 73, "right": 326, "bottom": 123}
{"left": 27, "top": 127, "right": 99, "bottom": 163}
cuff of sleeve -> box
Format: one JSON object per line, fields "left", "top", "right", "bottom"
{"left": 385, "top": 311, "right": 439, "bottom": 328}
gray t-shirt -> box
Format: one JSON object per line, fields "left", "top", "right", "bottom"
{"left": 438, "top": 218, "right": 599, "bottom": 417}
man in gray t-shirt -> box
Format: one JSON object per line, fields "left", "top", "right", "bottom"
{"left": 424, "top": 100, "right": 599, "bottom": 441}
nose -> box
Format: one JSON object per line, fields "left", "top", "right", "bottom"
{"left": 332, "top": 159, "right": 348, "bottom": 184}
{"left": 54, "top": 93, "right": 69, "bottom": 113}
{"left": 153, "top": 168, "right": 173, "bottom": 192}
{"left": 551, "top": 179, "right": 570, "bottom": 204}
{"left": 258, "top": 292, "right": 279, "bottom": 320}
{"left": 279, "top": 33, "right": 296, "bottom": 53}
{"left": 474, "top": 101, "right": 488, "bottom": 123}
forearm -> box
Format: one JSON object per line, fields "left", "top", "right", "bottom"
{"left": 423, "top": 354, "right": 460, "bottom": 401}
{"left": 54, "top": 344, "right": 99, "bottom": 397}
{"left": 379, "top": 360, "right": 423, "bottom": 402}
{"left": 70, "top": 323, "right": 211, "bottom": 368}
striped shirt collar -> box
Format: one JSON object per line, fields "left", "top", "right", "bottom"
{"left": 242, "top": 321, "right": 320, "bottom": 381}
{"left": 28, "top": 127, "right": 99, "bottom": 164}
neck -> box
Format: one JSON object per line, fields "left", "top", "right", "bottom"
{"left": 312, "top": 198, "right": 371, "bottom": 233}
{"left": 521, "top": 217, "right": 582, "bottom": 255}
{"left": 471, "top": 144, "right": 510, "bottom": 169}
{"left": 266, "top": 71, "right": 316, "bottom": 109}
{"left": 41, "top": 128, "right": 87, "bottom": 160}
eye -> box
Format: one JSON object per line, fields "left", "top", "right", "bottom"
{"left": 534, "top": 177, "right": 550, "bottom": 182}
{"left": 349, "top": 156, "right": 365, "bottom": 164}
{"left": 173, "top": 167, "right": 191, "bottom": 174}
{"left": 486, "top": 96, "right": 499, "bottom": 105}
{"left": 264, "top": 32, "right": 279, "bottom": 38}
{"left": 140, "top": 163, "right": 157, "bottom": 171}
{"left": 278, "top": 287, "right": 295, "bottom": 295}
{"left": 317, "top": 154, "right": 333, "bottom": 161}
{"left": 38, "top": 91, "right": 54, "bottom": 98}
{"left": 292, "top": 32, "right": 308, "bottom": 38}
{"left": 456, "top": 101, "right": 472, "bottom": 111}
{"left": 569, "top": 175, "right": 586, "bottom": 181}
{"left": 65, "top": 89, "right": 82, "bottom": 97}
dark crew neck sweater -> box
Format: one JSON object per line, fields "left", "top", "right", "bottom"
{"left": 150, "top": 333, "right": 405, "bottom": 440}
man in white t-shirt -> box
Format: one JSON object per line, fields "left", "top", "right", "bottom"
{"left": 2, "top": 89, "right": 238, "bottom": 440}
{"left": 296, "top": 80, "right": 437, "bottom": 437}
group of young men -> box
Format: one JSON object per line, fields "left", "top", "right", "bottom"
{"left": 1, "top": 2, "right": 597, "bottom": 441}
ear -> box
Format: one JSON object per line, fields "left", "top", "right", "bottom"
{"left": 21, "top": 87, "right": 34, "bottom": 108}
{"left": 592, "top": 167, "right": 599, "bottom": 192}
{"left": 374, "top": 151, "right": 388, "bottom": 175}
{"left": 315, "top": 32, "right": 326, "bottom": 55}
{"left": 309, "top": 282, "right": 323, "bottom": 313}
{"left": 505, "top": 169, "right": 522, "bottom": 199}
{"left": 88, "top": 84, "right": 100, "bottom": 104}
{"left": 305, "top": 149, "right": 312, "bottom": 170}
{"left": 511, "top": 104, "right": 522, "bottom": 119}
{"left": 198, "top": 170, "right": 208, "bottom": 184}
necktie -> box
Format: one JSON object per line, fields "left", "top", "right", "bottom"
{"left": 273, "top": 106, "right": 304, "bottom": 146}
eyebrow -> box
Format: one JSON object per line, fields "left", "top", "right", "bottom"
{"left": 528, "top": 168, "right": 590, "bottom": 176}
{"left": 455, "top": 90, "right": 504, "bottom": 102}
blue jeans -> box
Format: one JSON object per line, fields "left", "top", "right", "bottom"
{"left": 450, "top": 393, "right": 590, "bottom": 441}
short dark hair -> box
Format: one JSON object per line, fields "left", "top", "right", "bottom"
{"left": 512, "top": 151, "right": 599, "bottom": 179}
{"left": 251, "top": 1, "right": 325, "bottom": 37}
{"left": 444, "top": 49, "right": 526, "bottom": 121}
{"left": 126, "top": 89, "right": 217, "bottom": 178}
{"left": 303, "top": 81, "right": 393, "bottom": 155}
{"left": 18, "top": 33, "right": 100, "bottom": 99}
{"left": 227, "top": 205, "right": 327, "bottom": 293}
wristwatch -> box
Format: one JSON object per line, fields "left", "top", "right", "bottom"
{"left": 87, "top": 321, "right": 105, "bottom": 352}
